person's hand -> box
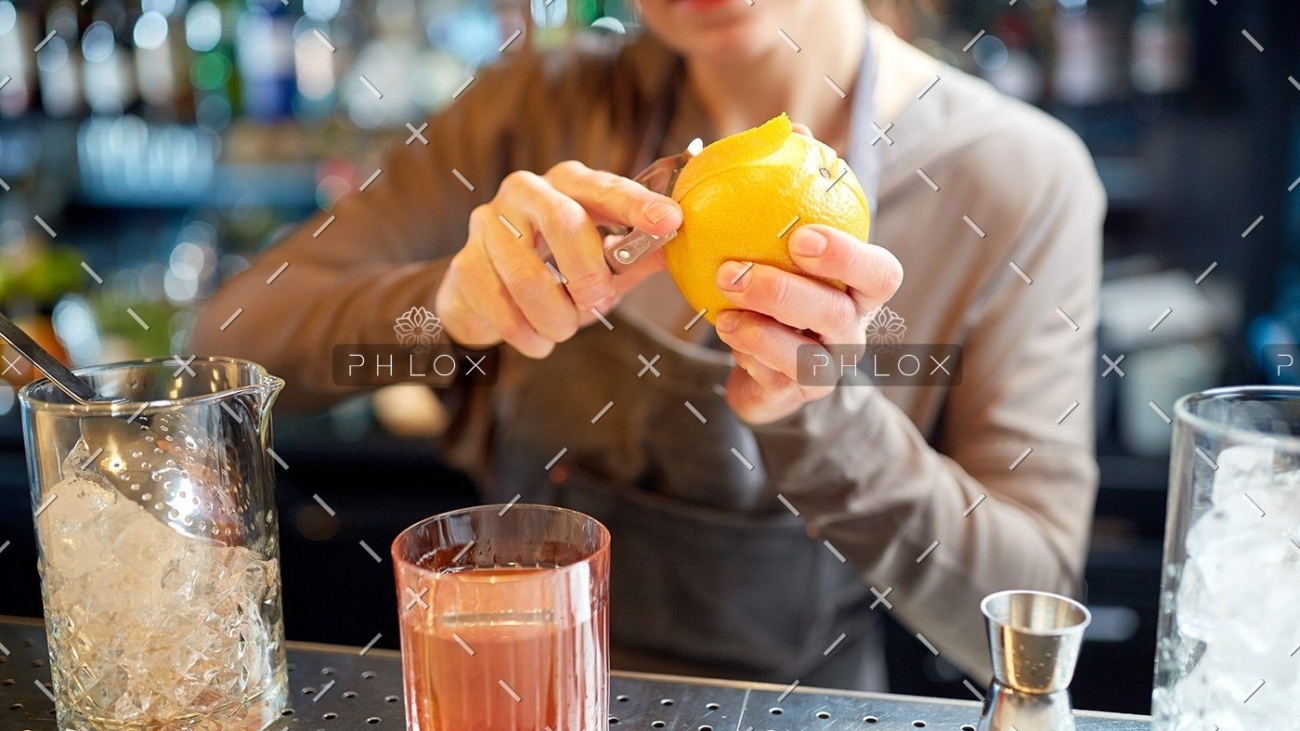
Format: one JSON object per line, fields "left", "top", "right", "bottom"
{"left": 714, "top": 223, "right": 904, "bottom": 425}
{"left": 436, "top": 161, "right": 683, "bottom": 358}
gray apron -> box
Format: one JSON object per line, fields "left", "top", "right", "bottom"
{"left": 485, "top": 308, "right": 883, "bottom": 687}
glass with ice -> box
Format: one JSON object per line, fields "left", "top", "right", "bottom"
{"left": 1155, "top": 387, "right": 1300, "bottom": 730}
{"left": 18, "top": 357, "right": 288, "bottom": 730}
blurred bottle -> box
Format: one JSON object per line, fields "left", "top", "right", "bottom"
{"left": 0, "top": 0, "right": 37, "bottom": 117}
{"left": 978, "top": 9, "right": 1046, "bottom": 104}
{"left": 134, "top": 0, "right": 196, "bottom": 120}
{"left": 414, "top": 0, "right": 511, "bottom": 114}
{"left": 292, "top": 0, "right": 343, "bottom": 121}
{"left": 81, "top": 2, "right": 139, "bottom": 115}
{"left": 494, "top": 0, "right": 528, "bottom": 45}
{"left": 571, "top": 0, "right": 600, "bottom": 28}
{"left": 599, "top": 0, "right": 637, "bottom": 28}
{"left": 1051, "top": 0, "right": 1125, "bottom": 106}
{"left": 185, "top": 0, "right": 238, "bottom": 131}
{"left": 1130, "top": 0, "right": 1192, "bottom": 96}
{"left": 235, "top": 0, "right": 297, "bottom": 121}
{"left": 37, "top": 1, "right": 85, "bottom": 117}
{"left": 342, "top": 0, "right": 421, "bottom": 129}
{"left": 528, "top": 0, "right": 569, "bottom": 50}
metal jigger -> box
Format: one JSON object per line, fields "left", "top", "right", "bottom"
{"left": 976, "top": 590, "right": 1091, "bottom": 731}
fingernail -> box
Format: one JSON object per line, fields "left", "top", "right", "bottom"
{"left": 717, "top": 261, "right": 748, "bottom": 291}
{"left": 792, "top": 228, "right": 827, "bottom": 257}
{"left": 716, "top": 310, "right": 739, "bottom": 333}
{"left": 644, "top": 201, "right": 676, "bottom": 224}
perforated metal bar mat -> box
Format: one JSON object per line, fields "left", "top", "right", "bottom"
{"left": 0, "top": 617, "right": 1149, "bottom": 730}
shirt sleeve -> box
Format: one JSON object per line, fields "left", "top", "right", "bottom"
{"left": 187, "top": 52, "right": 569, "bottom": 410}
{"left": 749, "top": 118, "right": 1106, "bottom": 681}
{"left": 188, "top": 37, "right": 657, "bottom": 411}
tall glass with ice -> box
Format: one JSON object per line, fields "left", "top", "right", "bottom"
{"left": 18, "top": 357, "right": 288, "bottom": 730}
{"left": 1155, "top": 387, "right": 1300, "bottom": 730}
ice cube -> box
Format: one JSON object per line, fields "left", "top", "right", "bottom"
{"left": 1163, "top": 464, "right": 1300, "bottom": 731}
{"left": 38, "top": 439, "right": 283, "bottom": 727}
{"left": 1173, "top": 562, "right": 1215, "bottom": 642}
{"left": 1211, "top": 444, "right": 1275, "bottom": 505}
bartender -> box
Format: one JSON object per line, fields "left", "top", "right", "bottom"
{"left": 192, "top": 0, "right": 1105, "bottom": 689}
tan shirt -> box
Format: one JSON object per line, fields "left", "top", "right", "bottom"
{"left": 192, "top": 22, "right": 1105, "bottom": 686}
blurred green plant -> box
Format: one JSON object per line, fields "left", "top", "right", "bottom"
{"left": 0, "top": 247, "right": 85, "bottom": 305}
{"left": 89, "top": 298, "right": 181, "bottom": 359}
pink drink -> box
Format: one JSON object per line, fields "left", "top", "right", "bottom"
{"left": 393, "top": 508, "right": 610, "bottom": 731}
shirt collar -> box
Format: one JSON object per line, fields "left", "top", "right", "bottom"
{"left": 845, "top": 15, "right": 881, "bottom": 221}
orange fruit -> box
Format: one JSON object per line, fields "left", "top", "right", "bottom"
{"left": 664, "top": 113, "right": 871, "bottom": 324}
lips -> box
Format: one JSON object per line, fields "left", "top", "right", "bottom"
{"left": 673, "top": 0, "right": 735, "bottom": 11}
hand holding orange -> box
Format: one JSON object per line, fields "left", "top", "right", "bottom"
{"left": 660, "top": 114, "right": 903, "bottom": 425}
{"left": 663, "top": 113, "right": 872, "bottom": 324}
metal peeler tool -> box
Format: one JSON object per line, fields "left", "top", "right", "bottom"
{"left": 601, "top": 137, "right": 704, "bottom": 274}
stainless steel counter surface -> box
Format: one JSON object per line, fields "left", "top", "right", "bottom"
{"left": 0, "top": 616, "right": 1150, "bottom": 730}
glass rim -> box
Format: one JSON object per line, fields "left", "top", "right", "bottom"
{"left": 17, "top": 356, "right": 284, "bottom": 417}
{"left": 979, "top": 589, "right": 1092, "bottom": 636}
{"left": 390, "top": 504, "right": 611, "bottom": 578}
{"left": 1173, "top": 385, "right": 1300, "bottom": 452}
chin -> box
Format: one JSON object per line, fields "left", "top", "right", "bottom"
{"left": 676, "top": 24, "right": 777, "bottom": 64}
{"left": 639, "top": 0, "right": 781, "bottom": 63}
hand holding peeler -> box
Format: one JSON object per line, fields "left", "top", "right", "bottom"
{"left": 601, "top": 137, "right": 703, "bottom": 274}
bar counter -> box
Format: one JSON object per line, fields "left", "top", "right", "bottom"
{"left": 0, "top": 616, "right": 1151, "bottom": 730}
